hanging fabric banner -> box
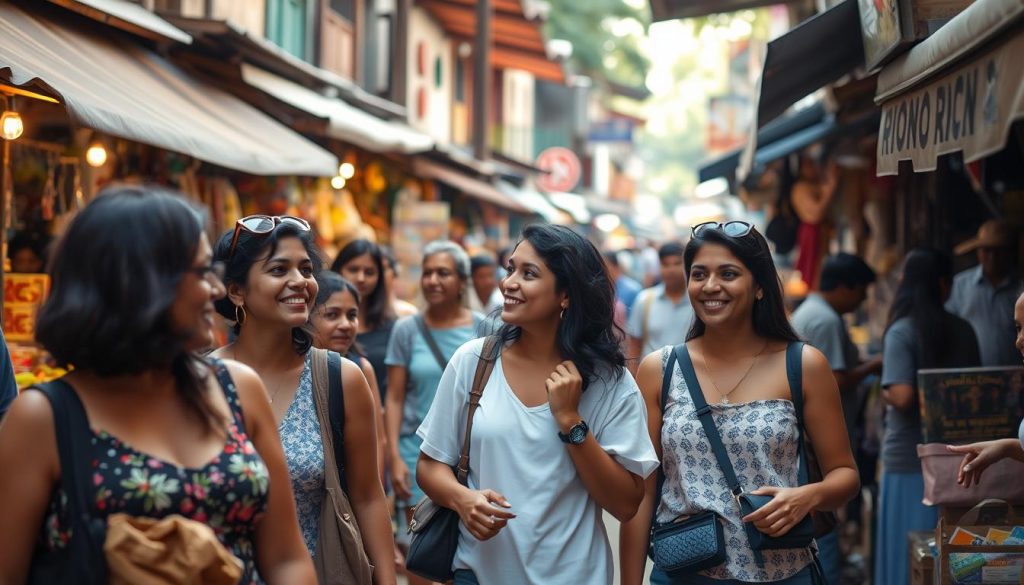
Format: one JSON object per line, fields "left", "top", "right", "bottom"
{"left": 876, "top": 31, "right": 1024, "bottom": 176}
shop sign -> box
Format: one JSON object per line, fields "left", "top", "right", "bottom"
{"left": 3, "top": 274, "right": 50, "bottom": 342}
{"left": 876, "top": 32, "right": 1024, "bottom": 176}
{"left": 859, "top": 0, "right": 906, "bottom": 71}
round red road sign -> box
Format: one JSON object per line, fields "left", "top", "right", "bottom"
{"left": 536, "top": 147, "right": 582, "bottom": 192}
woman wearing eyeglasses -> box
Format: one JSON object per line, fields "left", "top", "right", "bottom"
{"left": 211, "top": 216, "right": 396, "bottom": 585}
{"left": 0, "top": 187, "right": 315, "bottom": 584}
{"left": 620, "top": 221, "right": 859, "bottom": 584}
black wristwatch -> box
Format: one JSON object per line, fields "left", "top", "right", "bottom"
{"left": 558, "top": 420, "right": 589, "bottom": 445}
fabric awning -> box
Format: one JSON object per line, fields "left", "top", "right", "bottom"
{"left": 0, "top": 4, "right": 338, "bottom": 176}
{"left": 413, "top": 158, "right": 530, "bottom": 213}
{"left": 240, "top": 64, "right": 434, "bottom": 154}
{"left": 496, "top": 181, "right": 567, "bottom": 223}
{"left": 698, "top": 104, "right": 828, "bottom": 183}
{"left": 754, "top": 0, "right": 863, "bottom": 128}
{"left": 875, "top": 12, "right": 1024, "bottom": 175}
{"left": 46, "top": 0, "right": 193, "bottom": 44}
{"left": 650, "top": 0, "right": 786, "bottom": 21}
{"left": 546, "top": 192, "right": 592, "bottom": 224}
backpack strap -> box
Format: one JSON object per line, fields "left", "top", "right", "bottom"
{"left": 455, "top": 336, "right": 500, "bottom": 485}
{"left": 31, "top": 380, "right": 108, "bottom": 581}
{"left": 785, "top": 342, "right": 810, "bottom": 487}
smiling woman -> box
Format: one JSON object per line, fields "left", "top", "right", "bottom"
{"left": 211, "top": 219, "right": 397, "bottom": 585}
{"left": 621, "top": 223, "right": 860, "bottom": 584}
{"left": 382, "top": 240, "right": 484, "bottom": 585}
{"left": 0, "top": 186, "right": 316, "bottom": 585}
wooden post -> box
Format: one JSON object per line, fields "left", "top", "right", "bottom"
{"left": 472, "top": 0, "right": 491, "bottom": 161}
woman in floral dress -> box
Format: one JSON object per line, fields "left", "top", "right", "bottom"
{"left": 0, "top": 186, "right": 314, "bottom": 584}
{"left": 211, "top": 216, "right": 396, "bottom": 585}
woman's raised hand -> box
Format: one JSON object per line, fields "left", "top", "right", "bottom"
{"left": 546, "top": 361, "right": 583, "bottom": 430}
{"left": 947, "top": 440, "right": 1016, "bottom": 488}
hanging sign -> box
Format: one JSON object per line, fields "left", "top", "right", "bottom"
{"left": 536, "top": 147, "right": 582, "bottom": 193}
{"left": 876, "top": 32, "right": 1024, "bottom": 176}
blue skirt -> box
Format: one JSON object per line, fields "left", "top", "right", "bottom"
{"left": 874, "top": 471, "right": 936, "bottom": 585}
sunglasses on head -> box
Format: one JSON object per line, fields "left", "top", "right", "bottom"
{"left": 227, "top": 215, "right": 311, "bottom": 259}
{"left": 692, "top": 221, "right": 754, "bottom": 238}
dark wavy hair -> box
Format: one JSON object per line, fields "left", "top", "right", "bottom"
{"left": 331, "top": 239, "right": 394, "bottom": 329}
{"left": 495, "top": 224, "right": 624, "bottom": 391}
{"left": 684, "top": 225, "right": 800, "bottom": 343}
{"left": 212, "top": 221, "right": 323, "bottom": 355}
{"left": 886, "top": 248, "right": 955, "bottom": 368}
{"left": 36, "top": 185, "right": 221, "bottom": 432}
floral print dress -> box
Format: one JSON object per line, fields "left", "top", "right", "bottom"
{"left": 40, "top": 359, "right": 271, "bottom": 585}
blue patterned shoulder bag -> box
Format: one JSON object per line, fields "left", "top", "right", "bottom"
{"left": 647, "top": 347, "right": 727, "bottom": 578}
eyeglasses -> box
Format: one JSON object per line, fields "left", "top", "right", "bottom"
{"left": 227, "top": 215, "right": 311, "bottom": 259}
{"left": 692, "top": 221, "right": 754, "bottom": 238}
{"left": 190, "top": 261, "right": 226, "bottom": 285}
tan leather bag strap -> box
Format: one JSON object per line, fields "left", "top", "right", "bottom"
{"left": 456, "top": 336, "right": 500, "bottom": 485}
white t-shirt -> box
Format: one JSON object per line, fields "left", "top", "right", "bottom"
{"left": 417, "top": 338, "right": 659, "bottom": 585}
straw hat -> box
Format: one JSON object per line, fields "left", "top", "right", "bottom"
{"left": 954, "top": 220, "right": 1013, "bottom": 255}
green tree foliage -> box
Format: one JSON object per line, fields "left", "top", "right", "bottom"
{"left": 544, "top": 0, "right": 651, "bottom": 88}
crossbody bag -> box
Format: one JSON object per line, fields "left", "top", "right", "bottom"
{"left": 676, "top": 343, "right": 815, "bottom": 567}
{"left": 405, "top": 336, "right": 500, "bottom": 582}
{"left": 415, "top": 315, "right": 450, "bottom": 370}
{"left": 647, "top": 348, "right": 728, "bottom": 578}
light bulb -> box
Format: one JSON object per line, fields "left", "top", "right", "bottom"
{"left": 331, "top": 176, "right": 346, "bottom": 190}
{"left": 86, "top": 142, "right": 108, "bottom": 167}
{"left": 1, "top": 111, "right": 24, "bottom": 140}
{"left": 339, "top": 162, "right": 355, "bottom": 179}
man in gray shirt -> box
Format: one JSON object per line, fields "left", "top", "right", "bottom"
{"left": 791, "top": 253, "right": 882, "bottom": 442}
{"left": 946, "top": 220, "right": 1023, "bottom": 366}
{"left": 790, "top": 253, "right": 881, "bottom": 585}
{"left": 627, "top": 241, "right": 693, "bottom": 374}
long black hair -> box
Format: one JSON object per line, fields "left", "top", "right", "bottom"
{"left": 331, "top": 239, "right": 394, "bottom": 329}
{"left": 495, "top": 224, "right": 624, "bottom": 390}
{"left": 212, "top": 221, "right": 323, "bottom": 355}
{"left": 684, "top": 225, "right": 800, "bottom": 343}
{"left": 886, "top": 248, "right": 955, "bottom": 368}
{"left": 36, "top": 185, "right": 221, "bottom": 433}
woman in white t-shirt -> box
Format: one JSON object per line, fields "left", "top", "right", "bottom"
{"left": 416, "top": 224, "right": 659, "bottom": 585}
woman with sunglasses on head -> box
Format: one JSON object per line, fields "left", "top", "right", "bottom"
{"left": 0, "top": 187, "right": 315, "bottom": 584}
{"left": 416, "top": 225, "right": 659, "bottom": 585}
{"left": 621, "top": 221, "right": 859, "bottom": 584}
{"left": 211, "top": 217, "right": 396, "bottom": 585}
{"left": 309, "top": 271, "right": 387, "bottom": 483}
{"left": 332, "top": 240, "right": 401, "bottom": 402}
{"left": 873, "top": 249, "right": 980, "bottom": 585}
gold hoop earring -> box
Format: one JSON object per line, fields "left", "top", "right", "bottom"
{"left": 235, "top": 304, "right": 247, "bottom": 326}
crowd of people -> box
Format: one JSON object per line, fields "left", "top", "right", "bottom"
{"left": 0, "top": 184, "right": 1020, "bottom": 585}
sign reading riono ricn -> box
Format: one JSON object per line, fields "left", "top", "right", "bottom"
{"left": 876, "top": 32, "right": 1024, "bottom": 176}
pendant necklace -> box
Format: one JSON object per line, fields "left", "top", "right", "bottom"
{"left": 699, "top": 340, "right": 768, "bottom": 405}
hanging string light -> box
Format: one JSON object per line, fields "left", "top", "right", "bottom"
{"left": 85, "top": 139, "right": 108, "bottom": 167}
{"left": 1, "top": 96, "right": 23, "bottom": 141}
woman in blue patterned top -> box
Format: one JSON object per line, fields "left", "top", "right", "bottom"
{"left": 0, "top": 186, "right": 314, "bottom": 584}
{"left": 211, "top": 217, "right": 396, "bottom": 585}
{"left": 621, "top": 221, "right": 860, "bottom": 584}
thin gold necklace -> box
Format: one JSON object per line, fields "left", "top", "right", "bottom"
{"left": 698, "top": 340, "right": 768, "bottom": 405}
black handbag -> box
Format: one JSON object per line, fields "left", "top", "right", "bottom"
{"left": 27, "top": 380, "right": 108, "bottom": 585}
{"left": 674, "top": 343, "right": 815, "bottom": 567}
{"left": 405, "top": 336, "right": 500, "bottom": 582}
{"left": 647, "top": 349, "right": 728, "bottom": 578}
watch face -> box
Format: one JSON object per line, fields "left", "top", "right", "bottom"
{"left": 569, "top": 425, "right": 587, "bottom": 444}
